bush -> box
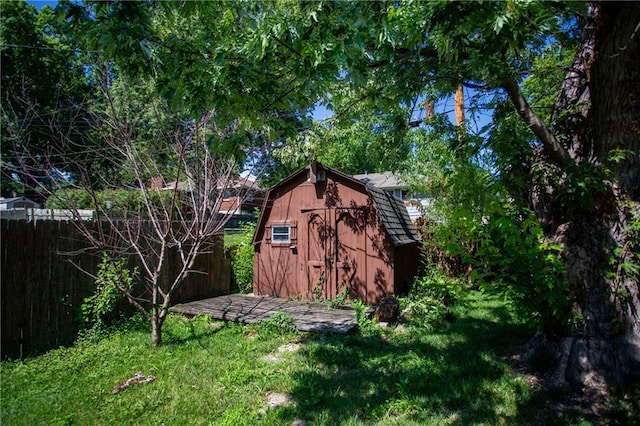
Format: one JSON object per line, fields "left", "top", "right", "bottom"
{"left": 79, "top": 253, "right": 136, "bottom": 340}
{"left": 229, "top": 222, "right": 255, "bottom": 294}
{"left": 474, "top": 211, "right": 569, "bottom": 332}
{"left": 399, "top": 269, "right": 463, "bottom": 329}
{"left": 46, "top": 188, "right": 177, "bottom": 213}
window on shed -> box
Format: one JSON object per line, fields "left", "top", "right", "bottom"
{"left": 271, "top": 225, "right": 291, "bottom": 243}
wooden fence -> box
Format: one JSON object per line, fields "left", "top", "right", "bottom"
{"left": 1, "top": 219, "right": 230, "bottom": 359}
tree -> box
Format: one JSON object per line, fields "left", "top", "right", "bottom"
{"left": 12, "top": 80, "right": 253, "bottom": 347}
{"left": 275, "top": 106, "right": 412, "bottom": 175}
{"left": 0, "top": 1, "right": 95, "bottom": 196}
{"left": 240, "top": 0, "right": 640, "bottom": 390}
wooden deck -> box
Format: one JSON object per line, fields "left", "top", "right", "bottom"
{"left": 170, "top": 294, "right": 365, "bottom": 334}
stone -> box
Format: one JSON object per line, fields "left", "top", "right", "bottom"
{"left": 266, "top": 392, "right": 292, "bottom": 409}
{"left": 374, "top": 297, "right": 399, "bottom": 323}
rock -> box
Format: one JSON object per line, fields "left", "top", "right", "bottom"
{"left": 266, "top": 392, "right": 292, "bottom": 409}
{"left": 374, "top": 297, "right": 399, "bottom": 323}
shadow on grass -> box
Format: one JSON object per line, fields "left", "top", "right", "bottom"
{"left": 272, "top": 294, "right": 598, "bottom": 425}
{"left": 162, "top": 316, "right": 230, "bottom": 352}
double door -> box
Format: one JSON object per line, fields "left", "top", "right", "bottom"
{"left": 305, "top": 208, "right": 363, "bottom": 300}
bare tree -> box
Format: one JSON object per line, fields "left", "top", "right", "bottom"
{"left": 4, "top": 84, "right": 259, "bottom": 347}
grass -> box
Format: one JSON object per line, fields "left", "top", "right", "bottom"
{"left": 1, "top": 292, "right": 635, "bottom": 425}
{"left": 224, "top": 229, "right": 245, "bottom": 248}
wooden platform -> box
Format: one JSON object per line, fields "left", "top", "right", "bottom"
{"left": 170, "top": 294, "right": 365, "bottom": 334}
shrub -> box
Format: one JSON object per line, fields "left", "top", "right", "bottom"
{"left": 230, "top": 221, "right": 256, "bottom": 294}
{"left": 353, "top": 300, "right": 381, "bottom": 336}
{"left": 474, "top": 211, "right": 569, "bottom": 332}
{"left": 79, "top": 253, "right": 136, "bottom": 340}
{"left": 399, "top": 268, "right": 463, "bottom": 329}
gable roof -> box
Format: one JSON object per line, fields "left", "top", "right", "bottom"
{"left": 256, "top": 162, "right": 419, "bottom": 246}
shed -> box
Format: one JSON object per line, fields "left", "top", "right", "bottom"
{"left": 253, "top": 162, "right": 420, "bottom": 304}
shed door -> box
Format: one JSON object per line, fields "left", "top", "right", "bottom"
{"left": 335, "top": 209, "right": 363, "bottom": 298}
{"left": 306, "top": 210, "right": 336, "bottom": 299}
{"left": 306, "top": 208, "right": 365, "bottom": 300}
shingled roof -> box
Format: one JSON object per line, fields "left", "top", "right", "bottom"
{"left": 366, "top": 185, "right": 420, "bottom": 246}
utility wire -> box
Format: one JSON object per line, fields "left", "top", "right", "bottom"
{"left": 0, "top": 43, "right": 100, "bottom": 54}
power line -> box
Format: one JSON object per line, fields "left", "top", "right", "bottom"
{"left": 0, "top": 43, "right": 100, "bottom": 54}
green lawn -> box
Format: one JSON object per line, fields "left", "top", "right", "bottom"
{"left": 224, "top": 229, "right": 245, "bottom": 248}
{"left": 1, "top": 292, "right": 633, "bottom": 425}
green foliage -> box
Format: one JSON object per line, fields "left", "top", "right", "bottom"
{"left": 329, "top": 287, "right": 350, "bottom": 308}
{"left": 46, "top": 188, "right": 177, "bottom": 213}
{"left": 400, "top": 269, "right": 464, "bottom": 329}
{"left": 276, "top": 107, "right": 412, "bottom": 175}
{"left": 229, "top": 221, "right": 256, "bottom": 294}
{"left": 1, "top": 0, "right": 95, "bottom": 194}
{"left": 310, "top": 277, "right": 350, "bottom": 308}
{"left": 475, "top": 211, "right": 569, "bottom": 331}
{"left": 258, "top": 311, "right": 297, "bottom": 334}
{"left": 353, "top": 300, "right": 380, "bottom": 336}
{"left": 407, "top": 124, "right": 499, "bottom": 277}
{"left": 606, "top": 202, "right": 640, "bottom": 307}
{"left": 79, "top": 253, "right": 136, "bottom": 338}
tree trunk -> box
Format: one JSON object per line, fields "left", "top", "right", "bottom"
{"left": 151, "top": 307, "right": 162, "bottom": 347}
{"left": 528, "top": 2, "right": 640, "bottom": 391}
{"left": 455, "top": 82, "right": 465, "bottom": 142}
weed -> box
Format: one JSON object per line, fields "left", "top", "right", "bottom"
{"left": 353, "top": 300, "right": 380, "bottom": 336}
{"left": 78, "top": 253, "right": 136, "bottom": 341}
{"left": 259, "top": 312, "right": 297, "bottom": 333}
{"left": 399, "top": 268, "right": 463, "bottom": 329}
{"left": 228, "top": 221, "right": 256, "bottom": 293}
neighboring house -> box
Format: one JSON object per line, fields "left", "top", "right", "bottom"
{"left": 158, "top": 176, "right": 264, "bottom": 228}
{"left": 352, "top": 171, "right": 429, "bottom": 221}
{"left": 0, "top": 196, "right": 40, "bottom": 210}
{"left": 219, "top": 177, "right": 264, "bottom": 228}
{"left": 0, "top": 196, "right": 94, "bottom": 220}
{"left": 253, "top": 162, "right": 420, "bottom": 304}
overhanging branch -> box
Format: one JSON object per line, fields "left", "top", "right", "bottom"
{"left": 502, "top": 78, "right": 572, "bottom": 167}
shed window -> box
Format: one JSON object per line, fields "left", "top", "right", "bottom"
{"left": 271, "top": 225, "right": 291, "bottom": 243}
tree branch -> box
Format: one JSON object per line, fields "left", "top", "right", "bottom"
{"left": 501, "top": 78, "right": 572, "bottom": 167}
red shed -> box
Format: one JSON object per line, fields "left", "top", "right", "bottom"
{"left": 253, "top": 162, "right": 420, "bottom": 303}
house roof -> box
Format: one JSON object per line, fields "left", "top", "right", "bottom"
{"left": 222, "top": 177, "right": 262, "bottom": 191}
{"left": 256, "top": 162, "right": 419, "bottom": 246}
{"left": 160, "top": 177, "right": 262, "bottom": 192}
{"left": 352, "top": 171, "right": 405, "bottom": 190}
{"left": 0, "top": 196, "right": 40, "bottom": 207}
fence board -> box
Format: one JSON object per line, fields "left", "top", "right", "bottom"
{"left": 1, "top": 219, "right": 230, "bottom": 358}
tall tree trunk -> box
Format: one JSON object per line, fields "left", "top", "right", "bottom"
{"left": 454, "top": 82, "right": 465, "bottom": 133}
{"left": 529, "top": 2, "right": 640, "bottom": 391}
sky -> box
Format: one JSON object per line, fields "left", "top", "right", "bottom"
{"left": 29, "top": 0, "right": 57, "bottom": 10}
